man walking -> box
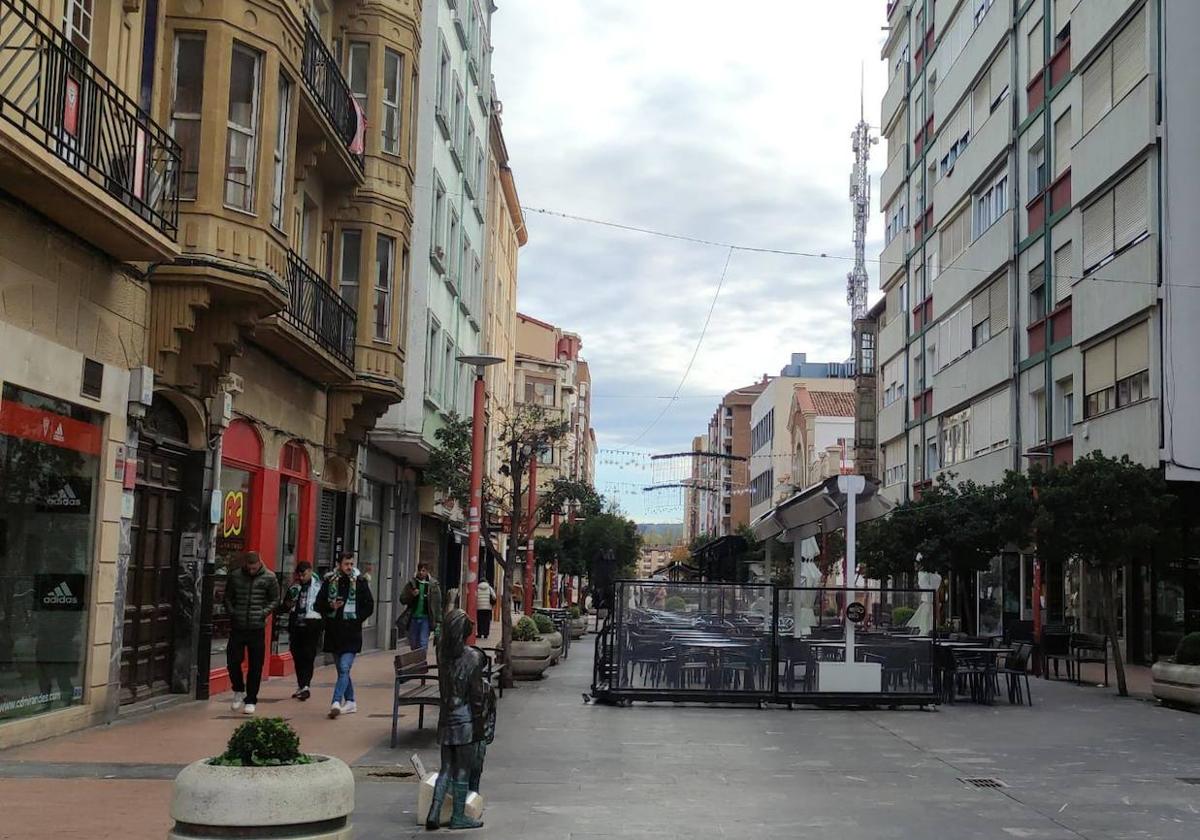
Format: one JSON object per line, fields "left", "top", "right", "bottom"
{"left": 317, "top": 553, "right": 374, "bottom": 718}
{"left": 223, "top": 551, "right": 280, "bottom": 715}
{"left": 475, "top": 577, "right": 498, "bottom": 640}
{"left": 400, "top": 562, "right": 442, "bottom": 651}
{"left": 282, "top": 561, "right": 322, "bottom": 700}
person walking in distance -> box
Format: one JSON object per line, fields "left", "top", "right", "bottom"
{"left": 475, "top": 577, "right": 498, "bottom": 640}
{"left": 317, "top": 553, "right": 374, "bottom": 718}
{"left": 400, "top": 562, "right": 442, "bottom": 651}
{"left": 224, "top": 551, "right": 280, "bottom": 715}
{"left": 282, "top": 561, "right": 322, "bottom": 701}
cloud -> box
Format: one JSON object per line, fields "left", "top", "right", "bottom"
{"left": 491, "top": 1, "right": 888, "bottom": 521}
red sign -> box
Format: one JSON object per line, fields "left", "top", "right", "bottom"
{"left": 223, "top": 490, "right": 246, "bottom": 539}
{"left": 63, "top": 77, "right": 80, "bottom": 138}
{"left": 0, "top": 399, "right": 102, "bottom": 455}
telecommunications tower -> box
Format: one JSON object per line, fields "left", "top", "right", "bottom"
{"left": 847, "top": 82, "right": 876, "bottom": 334}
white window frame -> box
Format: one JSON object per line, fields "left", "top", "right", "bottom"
{"left": 170, "top": 34, "right": 206, "bottom": 202}
{"left": 382, "top": 49, "right": 403, "bottom": 155}
{"left": 224, "top": 43, "right": 263, "bottom": 212}
{"left": 347, "top": 41, "right": 370, "bottom": 127}
{"left": 270, "top": 74, "right": 291, "bottom": 230}
{"left": 374, "top": 234, "right": 395, "bottom": 342}
{"left": 339, "top": 229, "right": 362, "bottom": 306}
{"left": 975, "top": 169, "right": 1008, "bottom": 238}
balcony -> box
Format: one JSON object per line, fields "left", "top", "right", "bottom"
{"left": 0, "top": 0, "right": 179, "bottom": 259}
{"left": 299, "top": 22, "right": 364, "bottom": 183}
{"left": 255, "top": 250, "right": 357, "bottom": 381}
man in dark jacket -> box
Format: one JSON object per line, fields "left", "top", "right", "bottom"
{"left": 281, "top": 561, "right": 323, "bottom": 700}
{"left": 316, "top": 553, "right": 374, "bottom": 718}
{"left": 223, "top": 551, "right": 280, "bottom": 714}
{"left": 399, "top": 562, "right": 442, "bottom": 651}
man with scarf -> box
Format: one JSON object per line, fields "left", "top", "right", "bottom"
{"left": 282, "top": 561, "right": 322, "bottom": 700}
{"left": 426, "top": 609, "right": 495, "bottom": 830}
{"left": 316, "top": 552, "right": 374, "bottom": 718}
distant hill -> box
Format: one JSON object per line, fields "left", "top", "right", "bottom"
{"left": 636, "top": 522, "right": 684, "bottom": 546}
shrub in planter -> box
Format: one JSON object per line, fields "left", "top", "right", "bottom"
{"left": 510, "top": 616, "right": 552, "bottom": 680}
{"left": 569, "top": 605, "right": 586, "bottom": 638}
{"left": 171, "top": 718, "right": 353, "bottom": 839}
{"left": 664, "top": 595, "right": 687, "bottom": 612}
{"left": 534, "top": 613, "right": 563, "bottom": 664}
{"left": 533, "top": 613, "right": 555, "bottom": 634}
{"left": 891, "top": 606, "right": 916, "bottom": 627}
{"left": 513, "top": 616, "right": 541, "bottom": 642}
{"left": 1176, "top": 632, "right": 1200, "bottom": 666}
{"left": 569, "top": 606, "right": 582, "bottom": 620}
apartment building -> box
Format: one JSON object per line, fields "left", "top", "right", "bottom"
{"left": 788, "top": 389, "right": 857, "bottom": 487}
{"left": 371, "top": 0, "right": 494, "bottom": 597}
{"left": 0, "top": 0, "right": 419, "bottom": 745}
{"left": 747, "top": 362, "right": 855, "bottom": 524}
{"left": 877, "top": 0, "right": 1200, "bottom": 660}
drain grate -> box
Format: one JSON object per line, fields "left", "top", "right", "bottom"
{"left": 1179, "top": 778, "right": 1200, "bottom": 785}
{"left": 960, "top": 777, "right": 1007, "bottom": 789}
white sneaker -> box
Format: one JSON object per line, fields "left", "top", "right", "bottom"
{"left": 242, "top": 703, "right": 256, "bottom": 715}
{"left": 230, "top": 692, "right": 245, "bottom": 711}
{"left": 341, "top": 701, "right": 357, "bottom": 715}
{"left": 329, "top": 701, "right": 342, "bottom": 719}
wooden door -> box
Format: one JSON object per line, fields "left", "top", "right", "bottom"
{"left": 120, "top": 448, "right": 183, "bottom": 703}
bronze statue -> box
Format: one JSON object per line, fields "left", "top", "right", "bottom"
{"left": 426, "top": 609, "right": 495, "bottom": 830}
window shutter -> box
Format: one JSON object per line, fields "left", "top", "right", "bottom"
{"left": 990, "top": 274, "right": 1009, "bottom": 331}
{"left": 1084, "top": 338, "right": 1116, "bottom": 395}
{"left": 1054, "top": 241, "right": 1073, "bottom": 302}
{"left": 972, "top": 79, "right": 990, "bottom": 130}
{"left": 1054, "top": 110, "right": 1072, "bottom": 176}
{"left": 972, "top": 396, "right": 991, "bottom": 454}
{"left": 1114, "top": 161, "right": 1148, "bottom": 249}
{"left": 1082, "top": 191, "right": 1115, "bottom": 270}
{"left": 989, "top": 43, "right": 1010, "bottom": 102}
{"left": 991, "top": 390, "right": 1011, "bottom": 447}
{"left": 1027, "top": 18, "right": 1044, "bottom": 77}
{"left": 1115, "top": 321, "right": 1149, "bottom": 380}
{"left": 1053, "top": 0, "right": 1072, "bottom": 36}
{"left": 1112, "top": 7, "right": 1146, "bottom": 102}
{"left": 957, "top": 304, "right": 972, "bottom": 358}
{"left": 972, "top": 287, "right": 990, "bottom": 326}
{"left": 1082, "top": 48, "right": 1113, "bottom": 132}
{"left": 941, "top": 206, "right": 968, "bottom": 267}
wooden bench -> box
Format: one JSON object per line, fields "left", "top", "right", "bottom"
{"left": 391, "top": 647, "right": 439, "bottom": 748}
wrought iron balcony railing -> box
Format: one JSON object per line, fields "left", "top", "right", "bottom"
{"left": 301, "top": 21, "right": 363, "bottom": 170}
{"left": 284, "top": 250, "right": 357, "bottom": 367}
{"left": 0, "top": 0, "right": 180, "bottom": 237}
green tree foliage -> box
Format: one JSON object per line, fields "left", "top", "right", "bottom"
{"left": 422, "top": 413, "right": 473, "bottom": 512}
{"left": 534, "top": 535, "right": 562, "bottom": 567}
{"left": 537, "top": 477, "right": 604, "bottom": 523}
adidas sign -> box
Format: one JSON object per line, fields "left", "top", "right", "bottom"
{"left": 43, "top": 582, "right": 80, "bottom": 607}
{"left": 44, "top": 483, "right": 84, "bottom": 509}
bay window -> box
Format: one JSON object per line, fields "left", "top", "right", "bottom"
{"left": 170, "top": 34, "right": 206, "bottom": 200}
{"left": 383, "top": 49, "right": 403, "bottom": 154}
{"left": 224, "top": 44, "right": 262, "bottom": 212}
{"left": 374, "top": 234, "right": 395, "bottom": 341}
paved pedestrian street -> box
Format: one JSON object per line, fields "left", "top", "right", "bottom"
{"left": 2, "top": 644, "right": 1199, "bottom": 840}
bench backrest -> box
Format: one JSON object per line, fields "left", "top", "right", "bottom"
{"left": 395, "top": 647, "right": 428, "bottom": 677}
{"left": 1071, "top": 632, "right": 1107, "bottom": 652}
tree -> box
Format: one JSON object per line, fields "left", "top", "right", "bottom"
{"left": 536, "top": 477, "right": 603, "bottom": 523}
{"left": 533, "top": 535, "right": 562, "bottom": 567}
{"left": 421, "top": 413, "right": 473, "bottom": 511}
{"left": 1030, "top": 452, "right": 1175, "bottom": 696}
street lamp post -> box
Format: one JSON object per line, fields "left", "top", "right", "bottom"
{"left": 457, "top": 353, "right": 504, "bottom": 645}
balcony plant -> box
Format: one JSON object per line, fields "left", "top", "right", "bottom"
{"left": 534, "top": 612, "right": 564, "bottom": 665}
{"left": 1152, "top": 632, "right": 1200, "bottom": 712}
{"left": 170, "top": 718, "right": 354, "bottom": 837}
{"left": 509, "top": 616, "right": 551, "bottom": 680}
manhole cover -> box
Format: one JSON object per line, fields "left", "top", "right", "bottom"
{"left": 960, "top": 777, "right": 1007, "bottom": 789}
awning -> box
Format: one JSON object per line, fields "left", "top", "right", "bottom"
{"left": 748, "top": 474, "right": 892, "bottom": 543}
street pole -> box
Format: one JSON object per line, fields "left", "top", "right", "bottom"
{"left": 465, "top": 367, "right": 487, "bottom": 645}
{"left": 524, "top": 455, "right": 537, "bottom": 616}
{"left": 550, "top": 512, "right": 560, "bottom": 608}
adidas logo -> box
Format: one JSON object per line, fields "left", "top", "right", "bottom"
{"left": 43, "top": 582, "right": 80, "bottom": 606}
{"left": 44, "top": 484, "right": 83, "bottom": 508}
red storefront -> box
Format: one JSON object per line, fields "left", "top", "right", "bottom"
{"left": 207, "top": 420, "right": 316, "bottom": 694}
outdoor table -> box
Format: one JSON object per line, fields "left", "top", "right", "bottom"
{"left": 677, "top": 639, "right": 758, "bottom": 691}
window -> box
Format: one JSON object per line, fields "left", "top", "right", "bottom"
{"left": 971, "top": 274, "right": 1007, "bottom": 348}
{"left": 884, "top": 439, "right": 906, "bottom": 486}
{"left": 339, "top": 230, "right": 362, "bottom": 305}
{"left": 447, "top": 208, "right": 460, "bottom": 277}
{"left": 936, "top": 302, "right": 972, "bottom": 370}
{"left": 974, "top": 170, "right": 1008, "bottom": 237}
{"left": 1053, "top": 241, "right": 1073, "bottom": 303}
{"left": 474, "top": 144, "right": 485, "bottom": 200}
{"left": 270, "top": 75, "right": 291, "bottom": 229}
{"left": 432, "top": 176, "right": 447, "bottom": 262}
{"left": 442, "top": 337, "right": 455, "bottom": 407}
{"left": 347, "top": 42, "right": 369, "bottom": 122}
{"left": 941, "top": 408, "right": 972, "bottom": 467}
{"left": 1084, "top": 321, "right": 1150, "bottom": 417}
{"left": 1054, "top": 377, "right": 1074, "bottom": 440}
{"left": 1082, "top": 161, "right": 1148, "bottom": 272}
{"left": 1031, "top": 388, "right": 1047, "bottom": 444}
{"left": 881, "top": 355, "right": 903, "bottom": 407}
{"left": 170, "top": 34, "right": 205, "bottom": 200}
{"left": 939, "top": 205, "right": 970, "bottom": 267}
{"left": 925, "top": 435, "right": 939, "bottom": 477}
{"left": 885, "top": 200, "right": 907, "bottom": 245}
{"left": 524, "top": 375, "right": 555, "bottom": 407}
{"left": 460, "top": 233, "right": 471, "bottom": 289}
{"left": 452, "top": 76, "right": 465, "bottom": 159}
{"left": 471, "top": 255, "right": 482, "bottom": 313}
{"left": 224, "top": 44, "right": 262, "bottom": 211}
{"left": 1029, "top": 140, "right": 1047, "bottom": 196}
{"left": 62, "top": 0, "right": 95, "bottom": 54}
{"left": 1053, "top": 0, "right": 1072, "bottom": 39}
{"left": 1082, "top": 8, "right": 1146, "bottom": 131}
{"left": 1028, "top": 17, "right": 1045, "bottom": 77}
{"left": 436, "top": 40, "right": 451, "bottom": 119}
{"left": 971, "top": 390, "right": 1010, "bottom": 456}
{"left": 859, "top": 330, "right": 876, "bottom": 375}
{"left": 1029, "top": 262, "right": 1046, "bottom": 321}
{"left": 938, "top": 103, "right": 970, "bottom": 178}
{"left": 972, "top": 43, "right": 1010, "bottom": 127}
{"left": 1053, "top": 110, "right": 1072, "bottom": 177}
{"left": 374, "top": 235, "right": 394, "bottom": 341}
{"left": 382, "top": 49, "right": 403, "bottom": 154}
{"left": 465, "top": 121, "right": 476, "bottom": 186}
{"left": 426, "top": 318, "right": 442, "bottom": 402}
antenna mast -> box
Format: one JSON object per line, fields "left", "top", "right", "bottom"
{"left": 847, "top": 70, "right": 876, "bottom": 337}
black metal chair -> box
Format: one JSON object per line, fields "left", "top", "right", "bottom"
{"left": 1041, "top": 630, "right": 1073, "bottom": 680}
{"left": 1071, "top": 632, "right": 1109, "bottom": 686}
{"left": 998, "top": 642, "right": 1034, "bottom": 706}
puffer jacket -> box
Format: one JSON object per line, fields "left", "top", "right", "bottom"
{"left": 222, "top": 566, "right": 280, "bottom": 631}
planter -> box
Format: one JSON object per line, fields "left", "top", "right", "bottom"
{"left": 170, "top": 754, "right": 353, "bottom": 839}
{"left": 546, "top": 630, "right": 564, "bottom": 665}
{"left": 1151, "top": 661, "right": 1200, "bottom": 711}
{"left": 510, "top": 638, "right": 552, "bottom": 680}
{"left": 570, "top": 618, "right": 587, "bottom": 639}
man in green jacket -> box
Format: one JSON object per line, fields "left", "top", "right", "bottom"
{"left": 400, "top": 563, "right": 442, "bottom": 650}
{"left": 222, "top": 551, "right": 280, "bottom": 714}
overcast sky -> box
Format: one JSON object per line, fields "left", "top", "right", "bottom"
{"left": 491, "top": 1, "right": 888, "bottom": 522}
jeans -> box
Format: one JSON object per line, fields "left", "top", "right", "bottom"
{"left": 289, "top": 622, "right": 322, "bottom": 689}
{"left": 332, "top": 651, "right": 356, "bottom": 704}
{"left": 476, "top": 609, "right": 492, "bottom": 639}
{"left": 227, "top": 628, "right": 266, "bottom": 704}
{"left": 409, "top": 616, "right": 431, "bottom": 650}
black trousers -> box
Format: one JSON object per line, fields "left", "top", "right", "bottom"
{"left": 227, "top": 628, "right": 266, "bottom": 703}
{"left": 290, "top": 622, "right": 322, "bottom": 689}
{"left": 477, "top": 609, "right": 492, "bottom": 639}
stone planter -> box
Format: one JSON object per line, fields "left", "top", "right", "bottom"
{"left": 546, "top": 630, "right": 564, "bottom": 665}
{"left": 1151, "top": 661, "right": 1200, "bottom": 710}
{"left": 570, "top": 617, "right": 587, "bottom": 639}
{"left": 170, "top": 754, "right": 354, "bottom": 839}
{"left": 510, "top": 638, "right": 552, "bottom": 680}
